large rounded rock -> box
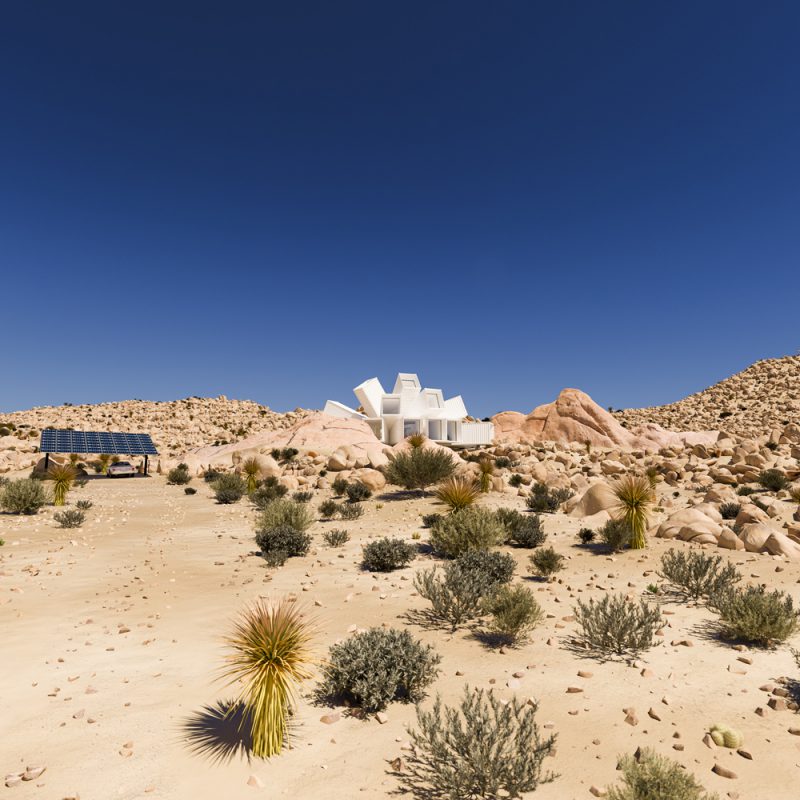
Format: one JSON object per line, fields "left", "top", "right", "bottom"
{"left": 738, "top": 522, "right": 777, "bottom": 553}
{"left": 565, "top": 482, "right": 618, "bottom": 518}
{"left": 352, "top": 468, "right": 386, "bottom": 493}
{"left": 763, "top": 533, "right": 800, "bottom": 560}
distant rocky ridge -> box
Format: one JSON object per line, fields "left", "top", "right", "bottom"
{"left": 615, "top": 354, "right": 800, "bottom": 439}
{"left": 0, "top": 397, "right": 309, "bottom": 473}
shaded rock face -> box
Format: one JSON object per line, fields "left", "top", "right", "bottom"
{"left": 493, "top": 388, "right": 717, "bottom": 451}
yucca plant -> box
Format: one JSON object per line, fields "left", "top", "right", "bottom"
{"left": 48, "top": 463, "right": 77, "bottom": 506}
{"left": 221, "top": 599, "right": 314, "bottom": 759}
{"left": 98, "top": 453, "right": 111, "bottom": 474}
{"left": 406, "top": 433, "right": 426, "bottom": 449}
{"left": 242, "top": 457, "right": 262, "bottom": 494}
{"left": 477, "top": 458, "right": 494, "bottom": 493}
{"left": 612, "top": 475, "right": 654, "bottom": 550}
{"left": 434, "top": 476, "right": 480, "bottom": 512}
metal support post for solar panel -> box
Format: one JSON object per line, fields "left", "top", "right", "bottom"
{"left": 144, "top": 455, "right": 149, "bottom": 476}
{"left": 44, "top": 452, "right": 50, "bottom": 471}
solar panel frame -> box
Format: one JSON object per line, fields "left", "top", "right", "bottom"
{"left": 39, "top": 429, "right": 159, "bottom": 455}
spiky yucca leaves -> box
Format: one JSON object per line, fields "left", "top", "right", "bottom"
{"left": 477, "top": 459, "right": 494, "bottom": 493}
{"left": 221, "top": 599, "right": 314, "bottom": 759}
{"left": 406, "top": 433, "right": 427, "bottom": 449}
{"left": 612, "top": 475, "right": 654, "bottom": 550}
{"left": 98, "top": 453, "right": 111, "bottom": 474}
{"left": 435, "top": 476, "right": 480, "bottom": 512}
{"left": 242, "top": 457, "right": 261, "bottom": 494}
{"left": 48, "top": 463, "right": 76, "bottom": 506}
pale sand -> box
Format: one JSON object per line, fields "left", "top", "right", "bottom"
{"left": 2, "top": 476, "right": 799, "bottom": 799}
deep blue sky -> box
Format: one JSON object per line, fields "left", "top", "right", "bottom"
{"left": 2, "top": 2, "right": 798, "bottom": 417}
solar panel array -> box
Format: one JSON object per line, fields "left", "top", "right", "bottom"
{"left": 40, "top": 429, "right": 159, "bottom": 455}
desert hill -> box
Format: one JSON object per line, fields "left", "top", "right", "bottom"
{"left": 615, "top": 354, "right": 800, "bottom": 438}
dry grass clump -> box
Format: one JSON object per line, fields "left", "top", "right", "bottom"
{"left": 221, "top": 599, "right": 314, "bottom": 758}
{"left": 612, "top": 475, "right": 654, "bottom": 550}
{"left": 399, "top": 687, "right": 556, "bottom": 799}
{"left": 434, "top": 476, "right": 480, "bottom": 512}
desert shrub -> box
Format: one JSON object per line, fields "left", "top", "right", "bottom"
{"left": 607, "top": 747, "right": 718, "bottom": 800}
{"left": 578, "top": 527, "right": 596, "bottom": 544}
{"left": 48, "top": 463, "right": 76, "bottom": 506}
{"left": 339, "top": 502, "right": 364, "bottom": 520}
{"left": 434, "top": 476, "right": 480, "bottom": 512}
{"left": 719, "top": 502, "right": 741, "bottom": 520}
{"left": 526, "top": 483, "right": 560, "bottom": 513}
{"left": 345, "top": 481, "right": 372, "bottom": 503}
{"left": 331, "top": 477, "right": 348, "bottom": 496}
{"left": 759, "top": 469, "right": 789, "bottom": 492}
{"left": 1, "top": 478, "right": 48, "bottom": 514}
{"left": 710, "top": 584, "right": 799, "bottom": 646}
{"left": 75, "top": 499, "right": 93, "bottom": 510}
{"left": 318, "top": 499, "right": 339, "bottom": 518}
{"left": 262, "top": 549, "right": 289, "bottom": 567}
{"left": 494, "top": 456, "right": 512, "bottom": 469}
{"left": 600, "top": 518, "right": 632, "bottom": 552}
{"left": 658, "top": 549, "right": 742, "bottom": 601}
{"left": 184, "top": 487, "right": 197, "bottom": 495}
{"left": 384, "top": 448, "right": 456, "bottom": 492}
{"left": 429, "top": 508, "right": 505, "bottom": 558}
{"left": 281, "top": 447, "right": 299, "bottom": 461}
{"left": 529, "top": 547, "right": 565, "bottom": 578}
{"left": 167, "top": 464, "right": 192, "bottom": 485}
{"left": 255, "top": 524, "right": 312, "bottom": 561}
{"left": 493, "top": 507, "right": 525, "bottom": 534}
{"left": 241, "top": 457, "right": 261, "bottom": 493}
{"left": 203, "top": 468, "right": 222, "bottom": 482}
{"left": 508, "top": 514, "right": 546, "bottom": 548}
{"left": 509, "top": 473, "right": 523, "bottom": 488}
{"left": 553, "top": 486, "right": 574, "bottom": 504}
{"left": 319, "top": 627, "right": 440, "bottom": 712}
{"left": 422, "top": 513, "right": 442, "bottom": 528}
{"left": 574, "top": 593, "right": 662, "bottom": 657}
{"left": 406, "top": 433, "right": 427, "bottom": 449}
{"left": 362, "top": 537, "right": 416, "bottom": 571}
{"left": 74, "top": 478, "right": 88, "bottom": 488}
{"left": 736, "top": 485, "right": 756, "bottom": 496}
{"left": 751, "top": 497, "right": 769, "bottom": 512}
{"left": 255, "top": 499, "right": 314, "bottom": 533}
{"left": 213, "top": 473, "right": 247, "bottom": 504}
{"left": 323, "top": 529, "right": 349, "bottom": 547}
{"left": 251, "top": 476, "right": 289, "bottom": 508}
{"left": 477, "top": 459, "right": 494, "bottom": 493}
{"left": 400, "top": 686, "right": 556, "bottom": 799}
{"left": 54, "top": 509, "right": 85, "bottom": 528}
{"left": 483, "top": 584, "right": 544, "bottom": 644}
{"left": 765, "top": 440, "right": 779, "bottom": 451}
{"left": 270, "top": 448, "right": 281, "bottom": 460}
{"left": 613, "top": 474, "right": 654, "bottom": 550}
{"left": 455, "top": 549, "right": 516, "bottom": 589}
{"left": 292, "top": 490, "right": 313, "bottom": 503}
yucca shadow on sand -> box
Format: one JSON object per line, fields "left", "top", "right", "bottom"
{"left": 182, "top": 699, "right": 253, "bottom": 764}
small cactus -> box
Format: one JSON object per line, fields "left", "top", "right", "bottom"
{"left": 709, "top": 723, "right": 743, "bottom": 748}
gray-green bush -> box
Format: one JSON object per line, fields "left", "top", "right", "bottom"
{"left": 658, "top": 548, "right": 741, "bottom": 601}
{"left": 383, "top": 448, "right": 456, "bottom": 492}
{"left": 483, "top": 584, "right": 544, "bottom": 645}
{"left": 339, "top": 503, "right": 364, "bottom": 521}
{"left": 1, "top": 478, "right": 48, "bottom": 514}
{"left": 362, "top": 537, "right": 416, "bottom": 571}
{"left": 529, "top": 547, "right": 564, "bottom": 578}
{"left": 322, "top": 528, "right": 349, "bottom": 547}
{"left": 213, "top": 473, "right": 247, "bottom": 504}
{"left": 600, "top": 518, "right": 632, "bottom": 552}
{"left": 54, "top": 509, "right": 85, "bottom": 528}
{"left": 607, "top": 747, "right": 718, "bottom": 800}
{"left": 255, "top": 499, "right": 314, "bottom": 533}
{"left": 710, "top": 584, "right": 799, "bottom": 646}
{"left": 429, "top": 508, "right": 504, "bottom": 558}
{"left": 399, "top": 686, "right": 556, "bottom": 799}
{"left": 167, "top": 464, "right": 191, "bottom": 485}
{"left": 319, "top": 627, "right": 440, "bottom": 712}
{"left": 574, "top": 593, "right": 662, "bottom": 657}
{"left": 255, "top": 524, "right": 312, "bottom": 561}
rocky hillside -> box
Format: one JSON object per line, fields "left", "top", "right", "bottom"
{"left": 615, "top": 354, "right": 800, "bottom": 438}
{"left": 0, "top": 397, "right": 310, "bottom": 472}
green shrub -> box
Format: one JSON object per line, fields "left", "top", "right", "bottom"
{"left": 250, "top": 476, "right": 289, "bottom": 508}
{"left": 1, "top": 478, "right": 48, "bottom": 514}
{"left": 255, "top": 499, "right": 314, "bottom": 533}
{"left": 400, "top": 687, "right": 556, "bottom": 799}
{"left": 345, "top": 481, "right": 372, "bottom": 503}
{"left": 509, "top": 473, "right": 524, "bottom": 488}
{"left": 184, "top": 487, "right": 197, "bottom": 495}
{"left": 421, "top": 512, "right": 442, "bottom": 528}
{"left": 383, "top": 448, "right": 457, "bottom": 492}
{"left": 319, "top": 627, "right": 440, "bottom": 712}
{"left": 281, "top": 447, "right": 299, "bottom": 461}
{"left": 719, "top": 502, "right": 741, "bottom": 520}
{"left": 323, "top": 529, "right": 349, "bottom": 547}
{"left": 53, "top": 509, "right": 85, "bottom": 528}
{"left": 167, "top": 464, "right": 192, "bottom": 485}
{"left": 414, "top": 563, "right": 486, "bottom": 631}
{"left": 495, "top": 457, "right": 512, "bottom": 469}
{"left": 455, "top": 549, "right": 516, "bottom": 589}
{"left": 213, "top": 473, "right": 247, "bottom": 504}
{"left": 270, "top": 448, "right": 281, "bottom": 461}
{"left": 526, "top": 482, "right": 572, "bottom": 513}
{"left": 434, "top": 476, "right": 480, "bottom": 512}
{"left": 507, "top": 514, "right": 546, "bottom": 548}
{"left": 203, "top": 468, "right": 222, "bottom": 483}
{"left": 600, "top": 518, "right": 632, "bottom": 552}
{"left": 75, "top": 499, "right": 93, "bottom": 510}
{"left": 331, "top": 477, "right": 348, "bottom": 496}
{"left": 362, "top": 537, "right": 416, "bottom": 571}
{"left": 710, "top": 584, "right": 799, "bottom": 646}
{"left": 429, "top": 508, "right": 504, "bottom": 558}
{"left": 759, "top": 469, "right": 789, "bottom": 492}
{"left": 292, "top": 490, "right": 313, "bottom": 503}
{"left": 736, "top": 485, "right": 756, "bottom": 496}
{"left": 483, "top": 584, "right": 544, "bottom": 644}
{"left": 529, "top": 547, "right": 565, "bottom": 578}
{"left": 339, "top": 502, "right": 364, "bottom": 520}
{"left": 255, "top": 525, "right": 312, "bottom": 561}
{"left": 607, "top": 747, "right": 718, "bottom": 800}
{"left": 262, "top": 548, "right": 289, "bottom": 567}
{"left": 578, "top": 527, "right": 595, "bottom": 544}
{"left": 574, "top": 593, "right": 662, "bottom": 657}
{"left": 318, "top": 499, "right": 339, "bottom": 519}
{"left": 658, "top": 549, "right": 741, "bottom": 601}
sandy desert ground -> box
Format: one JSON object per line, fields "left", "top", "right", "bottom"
{"left": 3, "top": 469, "right": 800, "bottom": 800}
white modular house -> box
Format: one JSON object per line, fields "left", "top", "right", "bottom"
{"left": 324, "top": 373, "right": 494, "bottom": 447}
